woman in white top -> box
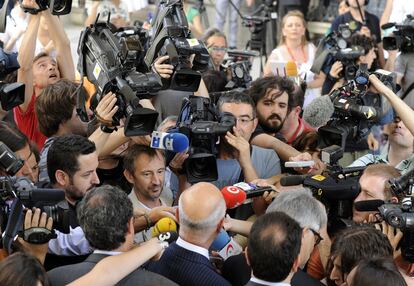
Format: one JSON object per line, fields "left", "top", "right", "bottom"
{"left": 264, "top": 10, "right": 324, "bottom": 107}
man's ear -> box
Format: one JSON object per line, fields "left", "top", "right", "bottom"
{"left": 390, "top": 196, "right": 399, "bottom": 204}
{"left": 55, "top": 170, "right": 69, "bottom": 186}
{"left": 292, "top": 255, "right": 300, "bottom": 273}
{"left": 124, "top": 169, "right": 135, "bottom": 184}
{"left": 175, "top": 208, "right": 180, "bottom": 222}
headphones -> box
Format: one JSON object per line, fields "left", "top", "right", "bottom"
{"left": 345, "top": 0, "right": 369, "bottom": 7}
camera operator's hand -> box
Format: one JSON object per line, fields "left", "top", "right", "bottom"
{"left": 17, "top": 208, "right": 53, "bottom": 265}
{"left": 375, "top": 221, "right": 403, "bottom": 258}
{"left": 169, "top": 152, "right": 189, "bottom": 176}
{"left": 153, "top": 56, "right": 174, "bottom": 79}
{"left": 20, "top": 0, "right": 40, "bottom": 10}
{"left": 367, "top": 132, "right": 379, "bottom": 151}
{"left": 95, "top": 92, "right": 119, "bottom": 127}
{"left": 359, "top": 26, "right": 372, "bottom": 38}
{"left": 329, "top": 61, "right": 343, "bottom": 79}
{"left": 225, "top": 127, "right": 251, "bottom": 165}
{"left": 133, "top": 206, "right": 177, "bottom": 233}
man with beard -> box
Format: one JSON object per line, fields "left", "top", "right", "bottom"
{"left": 44, "top": 135, "right": 100, "bottom": 269}
{"left": 123, "top": 144, "right": 176, "bottom": 243}
{"left": 249, "top": 76, "right": 313, "bottom": 145}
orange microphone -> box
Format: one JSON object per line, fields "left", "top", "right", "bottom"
{"left": 285, "top": 61, "right": 301, "bottom": 86}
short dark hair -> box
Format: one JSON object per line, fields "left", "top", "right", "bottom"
{"left": 47, "top": 135, "right": 96, "bottom": 184}
{"left": 328, "top": 226, "right": 393, "bottom": 283}
{"left": 217, "top": 90, "right": 256, "bottom": 117}
{"left": 202, "top": 70, "right": 228, "bottom": 93}
{"left": 201, "top": 28, "right": 227, "bottom": 45}
{"left": 35, "top": 79, "right": 78, "bottom": 137}
{"left": 0, "top": 252, "right": 49, "bottom": 286}
{"left": 33, "top": 52, "right": 50, "bottom": 64}
{"left": 247, "top": 211, "right": 302, "bottom": 282}
{"left": 352, "top": 258, "right": 407, "bottom": 286}
{"left": 248, "top": 76, "right": 296, "bottom": 110}
{"left": 123, "top": 144, "right": 165, "bottom": 175}
{"left": 0, "top": 121, "right": 29, "bottom": 152}
{"left": 77, "top": 185, "right": 133, "bottom": 250}
{"left": 350, "top": 34, "right": 375, "bottom": 55}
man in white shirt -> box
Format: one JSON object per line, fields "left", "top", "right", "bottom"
{"left": 123, "top": 144, "right": 175, "bottom": 242}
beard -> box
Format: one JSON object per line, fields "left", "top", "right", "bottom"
{"left": 259, "top": 114, "right": 286, "bottom": 134}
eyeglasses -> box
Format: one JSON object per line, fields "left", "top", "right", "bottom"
{"left": 309, "top": 228, "right": 323, "bottom": 246}
{"left": 208, "top": 47, "right": 227, "bottom": 53}
{"left": 235, "top": 117, "right": 255, "bottom": 126}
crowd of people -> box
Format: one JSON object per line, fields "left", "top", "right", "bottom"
{"left": 1, "top": 0, "right": 414, "bottom": 285}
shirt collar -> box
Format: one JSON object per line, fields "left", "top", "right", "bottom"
{"left": 250, "top": 276, "right": 291, "bottom": 286}
{"left": 176, "top": 237, "right": 209, "bottom": 259}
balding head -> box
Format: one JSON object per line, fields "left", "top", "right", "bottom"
{"left": 178, "top": 182, "right": 226, "bottom": 241}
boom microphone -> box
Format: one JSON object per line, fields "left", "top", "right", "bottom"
{"left": 150, "top": 131, "right": 189, "bottom": 153}
{"left": 303, "top": 95, "right": 335, "bottom": 128}
{"left": 354, "top": 200, "right": 385, "bottom": 212}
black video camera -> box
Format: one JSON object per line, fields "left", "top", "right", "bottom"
{"left": 19, "top": 0, "right": 72, "bottom": 15}
{"left": 77, "top": 15, "right": 162, "bottom": 136}
{"left": 0, "top": 48, "right": 25, "bottom": 110}
{"left": 222, "top": 49, "right": 258, "bottom": 89}
{"left": 318, "top": 64, "right": 382, "bottom": 149}
{"left": 177, "top": 96, "right": 235, "bottom": 183}
{"left": 0, "top": 142, "right": 68, "bottom": 253}
{"left": 144, "top": 0, "right": 210, "bottom": 92}
{"left": 383, "top": 15, "right": 414, "bottom": 53}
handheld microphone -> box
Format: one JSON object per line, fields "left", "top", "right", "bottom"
{"left": 210, "top": 229, "right": 243, "bottom": 260}
{"left": 354, "top": 200, "right": 385, "bottom": 212}
{"left": 157, "top": 231, "right": 179, "bottom": 244}
{"left": 302, "top": 95, "right": 335, "bottom": 128}
{"left": 285, "top": 61, "right": 301, "bottom": 86}
{"left": 150, "top": 131, "right": 189, "bottom": 153}
{"left": 280, "top": 175, "right": 308, "bottom": 186}
{"left": 221, "top": 186, "right": 247, "bottom": 209}
{"left": 152, "top": 217, "right": 178, "bottom": 237}
{"left": 234, "top": 182, "right": 274, "bottom": 199}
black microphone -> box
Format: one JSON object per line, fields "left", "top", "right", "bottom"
{"left": 157, "top": 231, "right": 178, "bottom": 244}
{"left": 354, "top": 200, "right": 385, "bottom": 212}
{"left": 280, "top": 175, "right": 308, "bottom": 186}
{"left": 381, "top": 22, "right": 396, "bottom": 30}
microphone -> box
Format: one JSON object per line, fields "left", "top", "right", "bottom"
{"left": 302, "top": 95, "right": 335, "bottom": 128}
{"left": 150, "top": 131, "right": 189, "bottom": 153}
{"left": 210, "top": 229, "right": 243, "bottom": 260}
{"left": 280, "top": 175, "right": 308, "bottom": 186}
{"left": 354, "top": 200, "right": 385, "bottom": 212}
{"left": 221, "top": 186, "right": 246, "bottom": 209}
{"left": 157, "top": 231, "right": 179, "bottom": 244}
{"left": 381, "top": 22, "right": 396, "bottom": 30}
{"left": 285, "top": 61, "right": 301, "bottom": 86}
{"left": 233, "top": 182, "right": 274, "bottom": 199}
{"left": 152, "top": 217, "right": 178, "bottom": 237}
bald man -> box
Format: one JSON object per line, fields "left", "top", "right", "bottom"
{"left": 146, "top": 182, "right": 231, "bottom": 286}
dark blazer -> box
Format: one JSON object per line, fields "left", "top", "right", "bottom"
{"left": 245, "top": 281, "right": 281, "bottom": 286}
{"left": 47, "top": 253, "right": 178, "bottom": 286}
{"left": 223, "top": 253, "right": 324, "bottom": 286}
{"left": 146, "top": 242, "right": 231, "bottom": 286}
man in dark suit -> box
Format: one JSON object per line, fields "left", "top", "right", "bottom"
{"left": 245, "top": 211, "right": 302, "bottom": 286}
{"left": 146, "top": 182, "right": 231, "bottom": 286}
{"left": 47, "top": 185, "right": 177, "bottom": 286}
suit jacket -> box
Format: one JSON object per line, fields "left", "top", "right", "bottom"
{"left": 146, "top": 242, "right": 231, "bottom": 286}
{"left": 223, "top": 253, "right": 324, "bottom": 286}
{"left": 47, "top": 253, "right": 178, "bottom": 286}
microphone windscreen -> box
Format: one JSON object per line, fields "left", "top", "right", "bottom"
{"left": 210, "top": 229, "right": 231, "bottom": 251}
{"left": 280, "top": 175, "right": 307, "bottom": 186}
{"left": 354, "top": 200, "right": 385, "bottom": 212}
{"left": 221, "top": 186, "right": 247, "bottom": 209}
{"left": 381, "top": 22, "right": 395, "bottom": 30}
{"left": 285, "top": 61, "right": 299, "bottom": 77}
{"left": 303, "top": 95, "right": 335, "bottom": 128}
{"left": 157, "top": 231, "right": 179, "bottom": 244}
{"left": 152, "top": 217, "right": 178, "bottom": 237}
{"left": 163, "top": 133, "right": 189, "bottom": 153}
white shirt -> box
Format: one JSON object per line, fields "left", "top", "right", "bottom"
{"left": 176, "top": 237, "right": 209, "bottom": 260}
{"left": 250, "top": 276, "right": 291, "bottom": 286}
{"left": 94, "top": 250, "right": 123, "bottom": 256}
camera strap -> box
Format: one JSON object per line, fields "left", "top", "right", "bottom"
{"left": 19, "top": 227, "right": 57, "bottom": 244}
{"left": 2, "top": 198, "right": 23, "bottom": 254}
{"left": 0, "top": 0, "right": 9, "bottom": 33}
{"left": 400, "top": 81, "right": 414, "bottom": 101}
{"left": 76, "top": 28, "right": 91, "bottom": 123}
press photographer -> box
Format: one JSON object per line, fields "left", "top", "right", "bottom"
{"left": 385, "top": 15, "right": 414, "bottom": 108}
